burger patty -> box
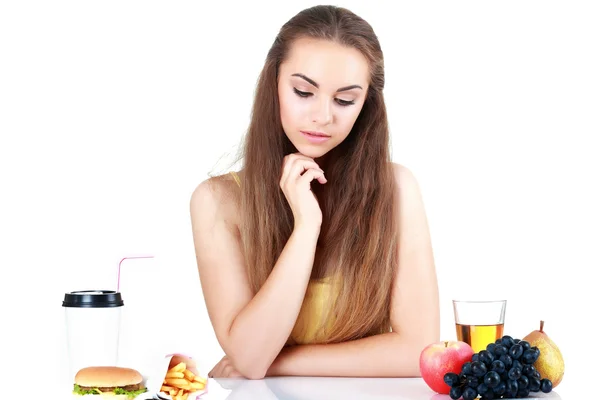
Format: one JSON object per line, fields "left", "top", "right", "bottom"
{"left": 79, "top": 383, "right": 144, "bottom": 392}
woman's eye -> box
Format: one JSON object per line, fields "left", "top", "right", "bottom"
{"left": 293, "top": 88, "right": 312, "bottom": 97}
{"left": 336, "top": 99, "right": 355, "bottom": 106}
{"left": 293, "top": 87, "right": 354, "bottom": 106}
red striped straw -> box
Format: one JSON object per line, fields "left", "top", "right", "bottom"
{"left": 117, "top": 255, "right": 154, "bottom": 292}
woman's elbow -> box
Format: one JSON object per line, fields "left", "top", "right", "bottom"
{"left": 389, "top": 333, "right": 427, "bottom": 377}
{"left": 230, "top": 355, "right": 268, "bottom": 380}
{"left": 407, "top": 329, "right": 442, "bottom": 377}
{"left": 245, "top": 370, "right": 267, "bottom": 380}
{"left": 403, "top": 350, "right": 423, "bottom": 378}
{"left": 239, "top": 365, "right": 267, "bottom": 380}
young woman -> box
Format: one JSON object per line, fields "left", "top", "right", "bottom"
{"left": 190, "top": 5, "right": 439, "bottom": 379}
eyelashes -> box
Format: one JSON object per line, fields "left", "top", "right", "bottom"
{"left": 293, "top": 88, "right": 311, "bottom": 97}
{"left": 293, "top": 87, "right": 355, "bottom": 106}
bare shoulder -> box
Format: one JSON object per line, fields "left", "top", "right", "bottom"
{"left": 390, "top": 162, "right": 429, "bottom": 221}
{"left": 391, "top": 162, "right": 421, "bottom": 194}
{"left": 190, "top": 172, "right": 242, "bottom": 228}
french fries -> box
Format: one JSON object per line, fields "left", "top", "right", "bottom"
{"left": 160, "top": 362, "right": 207, "bottom": 400}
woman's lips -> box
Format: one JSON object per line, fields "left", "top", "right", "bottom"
{"left": 301, "top": 130, "right": 331, "bottom": 143}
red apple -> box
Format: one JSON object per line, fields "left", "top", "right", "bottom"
{"left": 419, "top": 340, "right": 474, "bottom": 394}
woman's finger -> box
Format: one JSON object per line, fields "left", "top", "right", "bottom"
{"left": 298, "top": 168, "right": 327, "bottom": 186}
{"left": 281, "top": 154, "right": 322, "bottom": 184}
{"left": 209, "top": 361, "right": 224, "bottom": 378}
{"left": 281, "top": 160, "right": 324, "bottom": 189}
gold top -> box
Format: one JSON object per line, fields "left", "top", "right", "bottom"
{"left": 229, "top": 171, "right": 241, "bottom": 188}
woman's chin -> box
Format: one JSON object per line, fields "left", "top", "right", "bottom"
{"left": 293, "top": 143, "right": 331, "bottom": 160}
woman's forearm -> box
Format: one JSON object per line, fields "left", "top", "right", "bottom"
{"left": 228, "top": 224, "right": 320, "bottom": 379}
{"left": 266, "top": 332, "right": 432, "bottom": 378}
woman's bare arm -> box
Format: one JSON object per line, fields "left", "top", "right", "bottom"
{"left": 266, "top": 163, "right": 440, "bottom": 377}
{"left": 190, "top": 177, "right": 320, "bottom": 379}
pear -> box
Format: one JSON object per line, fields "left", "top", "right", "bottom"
{"left": 522, "top": 320, "right": 565, "bottom": 388}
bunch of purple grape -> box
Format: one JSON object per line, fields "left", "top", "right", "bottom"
{"left": 444, "top": 335, "right": 553, "bottom": 399}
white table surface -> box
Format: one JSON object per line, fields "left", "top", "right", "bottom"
{"left": 60, "top": 375, "right": 572, "bottom": 399}
{"left": 195, "top": 377, "right": 566, "bottom": 400}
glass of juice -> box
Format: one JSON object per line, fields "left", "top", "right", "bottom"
{"left": 453, "top": 300, "right": 506, "bottom": 353}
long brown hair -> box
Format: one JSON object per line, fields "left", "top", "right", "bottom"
{"left": 239, "top": 5, "right": 398, "bottom": 343}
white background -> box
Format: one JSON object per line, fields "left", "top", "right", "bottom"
{"left": 1, "top": 0, "right": 598, "bottom": 396}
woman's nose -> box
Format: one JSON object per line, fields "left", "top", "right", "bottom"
{"left": 311, "top": 97, "right": 333, "bottom": 126}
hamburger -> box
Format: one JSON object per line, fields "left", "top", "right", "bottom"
{"left": 73, "top": 366, "right": 147, "bottom": 399}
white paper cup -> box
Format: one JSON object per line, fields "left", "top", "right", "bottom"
{"left": 63, "top": 290, "right": 124, "bottom": 380}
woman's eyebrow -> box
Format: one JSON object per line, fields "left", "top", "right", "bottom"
{"left": 292, "top": 73, "right": 363, "bottom": 92}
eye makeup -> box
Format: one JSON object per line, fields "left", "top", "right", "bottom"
{"left": 293, "top": 87, "right": 356, "bottom": 106}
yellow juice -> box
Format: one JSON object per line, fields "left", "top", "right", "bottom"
{"left": 456, "top": 323, "right": 504, "bottom": 353}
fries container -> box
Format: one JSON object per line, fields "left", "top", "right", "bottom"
{"left": 146, "top": 353, "right": 208, "bottom": 399}
{"left": 62, "top": 290, "right": 124, "bottom": 380}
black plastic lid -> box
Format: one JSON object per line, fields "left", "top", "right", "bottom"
{"left": 62, "top": 290, "right": 124, "bottom": 308}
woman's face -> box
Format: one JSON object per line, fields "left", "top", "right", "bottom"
{"left": 277, "top": 37, "right": 370, "bottom": 160}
